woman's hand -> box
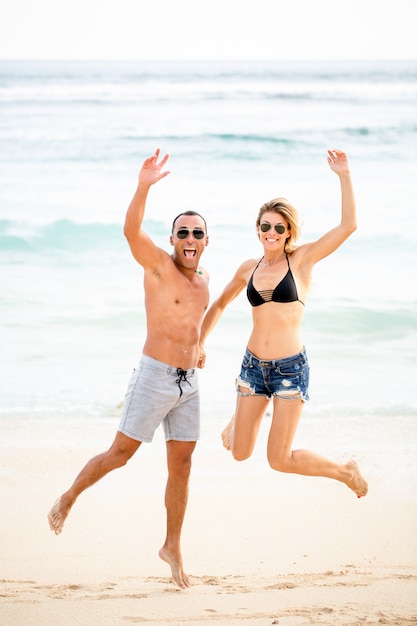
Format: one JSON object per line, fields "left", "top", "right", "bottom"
{"left": 197, "top": 344, "right": 206, "bottom": 369}
{"left": 327, "top": 149, "right": 350, "bottom": 176}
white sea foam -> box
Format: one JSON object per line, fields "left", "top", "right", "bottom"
{"left": 1, "top": 60, "right": 416, "bottom": 420}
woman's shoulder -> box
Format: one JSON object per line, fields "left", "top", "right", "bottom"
{"left": 288, "top": 243, "right": 313, "bottom": 265}
{"left": 227, "top": 257, "right": 261, "bottom": 288}
{"left": 288, "top": 244, "right": 316, "bottom": 282}
{"left": 237, "top": 257, "right": 261, "bottom": 276}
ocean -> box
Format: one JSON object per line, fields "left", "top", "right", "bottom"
{"left": 1, "top": 59, "right": 416, "bottom": 432}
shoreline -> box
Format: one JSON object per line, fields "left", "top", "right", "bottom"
{"left": 1, "top": 414, "right": 416, "bottom": 624}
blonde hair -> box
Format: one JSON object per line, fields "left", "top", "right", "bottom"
{"left": 256, "top": 198, "right": 301, "bottom": 254}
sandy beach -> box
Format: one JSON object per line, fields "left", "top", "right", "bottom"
{"left": 1, "top": 54, "right": 416, "bottom": 626}
{"left": 1, "top": 409, "right": 417, "bottom": 626}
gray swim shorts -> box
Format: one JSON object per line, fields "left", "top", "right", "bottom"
{"left": 118, "top": 354, "right": 200, "bottom": 443}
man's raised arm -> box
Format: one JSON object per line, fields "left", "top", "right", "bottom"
{"left": 124, "top": 149, "right": 170, "bottom": 267}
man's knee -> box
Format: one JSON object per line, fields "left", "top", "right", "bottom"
{"left": 170, "top": 451, "right": 193, "bottom": 474}
{"left": 109, "top": 433, "right": 141, "bottom": 467}
{"left": 167, "top": 441, "right": 195, "bottom": 476}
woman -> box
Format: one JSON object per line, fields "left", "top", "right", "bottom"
{"left": 199, "top": 149, "right": 368, "bottom": 498}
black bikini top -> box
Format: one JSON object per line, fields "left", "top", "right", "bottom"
{"left": 247, "top": 254, "right": 305, "bottom": 307}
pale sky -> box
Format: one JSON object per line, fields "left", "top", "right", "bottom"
{"left": 0, "top": 0, "right": 416, "bottom": 61}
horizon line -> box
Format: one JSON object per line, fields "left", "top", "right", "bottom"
{"left": 1, "top": 56, "right": 416, "bottom": 63}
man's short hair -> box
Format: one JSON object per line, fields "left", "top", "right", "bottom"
{"left": 172, "top": 211, "right": 207, "bottom": 233}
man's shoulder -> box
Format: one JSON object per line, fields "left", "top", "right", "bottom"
{"left": 143, "top": 248, "right": 173, "bottom": 268}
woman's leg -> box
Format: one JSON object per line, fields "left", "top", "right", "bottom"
{"left": 266, "top": 397, "right": 368, "bottom": 497}
{"left": 223, "top": 394, "right": 270, "bottom": 460}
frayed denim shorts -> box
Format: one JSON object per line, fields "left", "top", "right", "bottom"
{"left": 118, "top": 354, "right": 200, "bottom": 443}
{"left": 236, "top": 347, "right": 310, "bottom": 401}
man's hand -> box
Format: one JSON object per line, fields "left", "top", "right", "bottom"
{"left": 139, "top": 149, "right": 171, "bottom": 187}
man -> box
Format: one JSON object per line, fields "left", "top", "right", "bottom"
{"left": 48, "top": 149, "right": 209, "bottom": 589}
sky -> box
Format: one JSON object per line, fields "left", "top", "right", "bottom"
{"left": 0, "top": 0, "right": 416, "bottom": 61}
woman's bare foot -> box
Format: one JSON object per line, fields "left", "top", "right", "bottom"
{"left": 159, "top": 547, "right": 190, "bottom": 589}
{"left": 47, "top": 497, "right": 72, "bottom": 535}
{"left": 221, "top": 418, "right": 234, "bottom": 450}
{"left": 345, "top": 460, "right": 368, "bottom": 498}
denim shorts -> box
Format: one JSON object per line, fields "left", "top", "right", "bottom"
{"left": 236, "top": 347, "right": 310, "bottom": 401}
{"left": 118, "top": 354, "right": 200, "bottom": 443}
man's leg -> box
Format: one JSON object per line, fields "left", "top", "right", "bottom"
{"left": 48, "top": 431, "right": 141, "bottom": 534}
{"left": 159, "top": 440, "right": 196, "bottom": 589}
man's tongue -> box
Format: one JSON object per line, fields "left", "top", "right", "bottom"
{"left": 184, "top": 250, "right": 196, "bottom": 259}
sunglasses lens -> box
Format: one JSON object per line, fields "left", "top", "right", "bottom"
{"left": 260, "top": 223, "right": 286, "bottom": 234}
{"left": 260, "top": 223, "right": 271, "bottom": 232}
{"left": 176, "top": 228, "right": 205, "bottom": 239}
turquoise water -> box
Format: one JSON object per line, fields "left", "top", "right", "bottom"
{"left": 1, "top": 60, "right": 416, "bottom": 420}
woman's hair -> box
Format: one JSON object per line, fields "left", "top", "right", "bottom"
{"left": 256, "top": 198, "right": 301, "bottom": 254}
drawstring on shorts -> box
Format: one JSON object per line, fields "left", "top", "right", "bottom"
{"left": 176, "top": 368, "right": 192, "bottom": 397}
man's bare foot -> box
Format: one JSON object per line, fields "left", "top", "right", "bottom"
{"left": 48, "top": 497, "right": 72, "bottom": 535}
{"left": 221, "top": 418, "right": 234, "bottom": 451}
{"left": 159, "top": 546, "right": 190, "bottom": 589}
{"left": 345, "top": 460, "right": 368, "bottom": 498}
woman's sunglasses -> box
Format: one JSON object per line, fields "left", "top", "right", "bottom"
{"left": 175, "top": 228, "right": 206, "bottom": 240}
{"left": 259, "top": 223, "right": 286, "bottom": 235}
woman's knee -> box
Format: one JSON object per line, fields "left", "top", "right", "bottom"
{"left": 267, "top": 453, "right": 290, "bottom": 472}
{"left": 231, "top": 447, "right": 252, "bottom": 462}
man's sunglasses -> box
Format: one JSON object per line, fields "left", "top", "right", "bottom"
{"left": 260, "top": 223, "right": 286, "bottom": 235}
{"left": 175, "top": 228, "right": 206, "bottom": 240}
